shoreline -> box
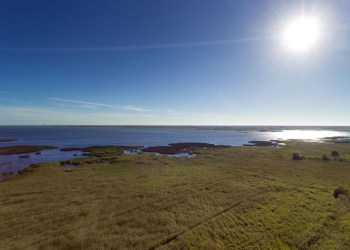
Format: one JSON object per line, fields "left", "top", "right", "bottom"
{"left": 1, "top": 137, "right": 349, "bottom": 181}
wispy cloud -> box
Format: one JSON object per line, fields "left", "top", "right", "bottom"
{"left": 1, "top": 105, "right": 348, "bottom": 126}
{"left": 8, "top": 100, "right": 32, "bottom": 104}
{"left": 48, "top": 97, "right": 117, "bottom": 108}
{"left": 0, "top": 97, "right": 31, "bottom": 104}
{"left": 0, "top": 92, "right": 7, "bottom": 94}
{"left": 0, "top": 37, "right": 269, "bottom": 52}
{"left": 164, "top": 109, "right": 182, "bottom": 115}
{"left": 202, "top": 113, "right": 231, "bottom": 119}
{"left": 123, "top": 105, "right": 150, "bottom": 112}
{"left": 48, "top": 97, "right": 150, "bottom": 112}
{"left": 0, "top": 106, "right": 159, "bottom": 125}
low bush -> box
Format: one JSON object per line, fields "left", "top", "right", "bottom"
{"left": 333, "top": 186, "right": 349, "bottom": 198}
{"left": 322, "top": 154, "right": 330, "bottom": 161}
{"left": 331, "top": 151, "right": 340, "bottom": 157}
{"left": 292, "top": 152, "right": 302, "bottom": 160}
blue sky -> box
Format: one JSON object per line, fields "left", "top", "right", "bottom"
{"left": 1, "top": 0, "right": 350, "bottom": 125}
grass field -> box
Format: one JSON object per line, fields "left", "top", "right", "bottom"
{"left": 0, "top": 141, "right": 349, "bottom": 249}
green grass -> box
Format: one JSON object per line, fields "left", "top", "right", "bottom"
{"left": 0, "top": 141, "right": 349, "bottom": 249}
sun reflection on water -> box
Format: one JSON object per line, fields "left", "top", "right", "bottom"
{"left": 272, "top": 130, "right": 349, "bottom": 141}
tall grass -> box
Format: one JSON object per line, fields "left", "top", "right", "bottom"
{"left": 0, "top": 141, "right": 349, "bottom": 249}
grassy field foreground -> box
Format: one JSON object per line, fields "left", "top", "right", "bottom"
{"left": 0, "top": 141, "right": 350, "bottom": 249}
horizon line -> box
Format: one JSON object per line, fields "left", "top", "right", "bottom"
{"left": 0, "top": 125, "right": 349, "bottom": 127}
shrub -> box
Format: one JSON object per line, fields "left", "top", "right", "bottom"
{"left": 333, "top": 186, "right": 349, "bottom": 198}
{"left": 322, "top": 154, "right": 330, "bottom": 161}
{"left": 292, "top": 152, "right": 302, "bottom": 160}
{"left": 331, "top": 151, "right": 340, "bottom": 157}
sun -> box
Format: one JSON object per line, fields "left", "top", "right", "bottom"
{"left": 283, "top": 16, "right": 320, "bottom": 51}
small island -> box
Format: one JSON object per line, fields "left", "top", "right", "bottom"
{"left": 0, "top": 145, "right": 56, "bottom": 155}
{"left": 0, "top": 139, "right": 17, "bottom": 143}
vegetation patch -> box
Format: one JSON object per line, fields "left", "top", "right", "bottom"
{"left": 0, "top": 141, "right": 350, "bottom": 249}
{"left": 143, "top": 142, "right": 228, "bottom": 154}
{"left": 331, "top": 150, "right": 340, "bottom": 157}
{"left": 322, "top": 154, "right": 331, "bottom": 161}
{"left": 333, "top": 186, "right": 349, "bottom": 199}
{"left": 292, "top": 152, "right": 304, "bottom": 160}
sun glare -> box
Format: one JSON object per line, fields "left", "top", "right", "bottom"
{"left": 283, "top": 16, "right": 320, "bottom": 51}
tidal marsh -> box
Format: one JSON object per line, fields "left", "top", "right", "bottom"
{"left": 0, "top": 141, "right": 349, "bottom": 249}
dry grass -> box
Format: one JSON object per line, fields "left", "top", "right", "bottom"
{"left": 0, "top": 141, "right": 350, "bottom": 249}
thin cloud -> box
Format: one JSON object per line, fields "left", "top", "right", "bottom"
{"left": 8, "top": 100, "right": 32, "bottom": 104}
{"left": 0, "top": 92, "right": 7, "bottom": 94}
{"left": 123, "top": 105, "right": 150, "bottom": 112}
{"left": 164, "top": 109, "right": 182, "bottom": 115}
{"left": 0, "top": 106, "right": 159, "bottom": 125}
{"left": 48, "top": 97, "right": 117, "bottom": 108}
{"left": 48, "top": 97, "right": 150, "bottom": 112}
{"left": 0, "top": 37, "right": 270, "bottom": 52}
{"left": 50, "top": 102, "right": 99, "bottom": 110}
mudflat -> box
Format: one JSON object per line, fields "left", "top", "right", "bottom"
{"left": 0, "top": 145, "right": 56, "bottom": 155}
{"left": 0, "top": 139, "right": 17, "bottom": 143}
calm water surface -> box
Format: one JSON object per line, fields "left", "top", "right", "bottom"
{"left": 1, "top": 126, "right": 349, "bottom": 147}
{"left": 1, "top": 126, "right": 349, "bottom": 179}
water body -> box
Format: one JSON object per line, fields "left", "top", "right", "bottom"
{"left": 0, "top": 148, "right": 83, "bottom": 180}
{"left": 1, "top": 126, "right": 349, "bottom": 179}
{"left": 1, "top": 126, "right": 349, "bottom": 148}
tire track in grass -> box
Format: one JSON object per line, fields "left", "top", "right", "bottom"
{"left": 148, "top": 189, "right": 269, "bottom": 250}
{"left": 149, "top": 184, "right": 332, "bottom": 250}
{"left": 23, "top": 175, "right": 252, "bottom": 247}
{"left": 109, "top": 175, "right": 242, "bottom": 219}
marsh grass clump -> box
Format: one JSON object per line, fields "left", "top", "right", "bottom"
{"left": 331, "top": 151, "right": 340, "bottom": 157}
{"left": 60, "top": 160, "right": 72, "bottom": 166}
{"left": 322, "top": 154, "right": 330, "bottom": 161}
{"left": 334, "top": 157, "right": 345, "bottom": 162}
{"left": 333, "top": 186, "right": 349, "bottom": 199}
{"left": 292, "top": 152, "right": 303, "bottom": 160}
